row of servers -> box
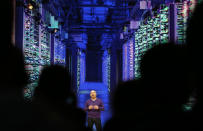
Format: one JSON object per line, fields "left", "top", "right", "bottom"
{"left": 16, "top": 0, "right": 66, "bottom": 99}
{"left": 122, "top": 1, "right": 199, "bottom": 81}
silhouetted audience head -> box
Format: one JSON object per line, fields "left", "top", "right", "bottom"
{"left": 187, "top": 3, "right": 203, "bottom": 92}
{"left": 186, "top": 2, "right": 203, "bottom": 87}
{"left": 140, "top": 43, "right": 192, "bottom": 110}
{"left": 139, "top": 43, "right": 195, "bottom": 129}
{"left": 32, "top": 65, "right": 88, "bottom": 131}
{"left": 34, "top": 65, "right": 74, "bottom": 104}
{"left": 186, "top": 2, "right": 203, "bottom": 128}
{"left": 105, "top": 79, "right": 160, "bottom": 130}
{"left": 1, "top": 45, "right": 32, "bottom": 130}
{"left": 104, "top": 43, "right": 194, "bottom": 130}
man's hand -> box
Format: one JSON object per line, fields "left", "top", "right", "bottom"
{"left": 94, "top": 105, "right": 99, "bottom": 110}
{"left": 88, "top": 105, "right": 93, "bottom": 110}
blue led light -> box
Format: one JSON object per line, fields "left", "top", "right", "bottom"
{"left": 102, "top": 49, "right": 111, "bottom": 92}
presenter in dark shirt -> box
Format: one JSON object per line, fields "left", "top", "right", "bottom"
{"left": 85, "top": 90, "right": 104, "bottom": 131}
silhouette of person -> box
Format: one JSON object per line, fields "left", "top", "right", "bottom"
{"left": 0, "top": 1, "right": 36, "bottom": 130}
{"left": 139, "top": 43, "right": 193, "bottom": 129}
{"left": 104, "top": 43, "right": 193, "bottom": 130}
{"left": 186, "top": 2, "right": 203, "bottom": 129}
{"left": 1, "top": 45, "right": 34, "bottom": 130}
{"left": 32, "top": 65, "right": 87, "bottom": 131}
{"left": 104, "top": 79, "right": 154, "bottom": 130}
{"left": 85, "top": 90, "right": 104, "bottom": 131}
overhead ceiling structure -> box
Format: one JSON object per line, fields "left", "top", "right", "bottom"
{"left": 42, "top": 0, "right": 80, "bottom": 31}
{"left": 42, "top": 0, "right": 172, "bottom": 29}
{"left": 42, "top": 0, "right": 170, "bottom": 48}
{"left": 67, "top": 0, "right": 139, "bottom": 49}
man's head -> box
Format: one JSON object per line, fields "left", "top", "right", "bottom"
{"left": 90, "top": 90, "right": 97, "bottom": 99}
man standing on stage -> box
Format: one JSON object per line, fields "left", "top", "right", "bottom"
{"left": 85, "top": 90, "right": 104, "bottom": 131}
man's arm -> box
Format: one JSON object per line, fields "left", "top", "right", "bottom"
{"left": 99, "top": 99, "right": 104, "bottom": 111}
{"left": 84, "top": 100, "right": 89, "bottom": 111}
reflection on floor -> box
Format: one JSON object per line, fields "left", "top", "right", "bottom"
{"left": 78, "top": 82, "right": 112, "bottom": 128}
